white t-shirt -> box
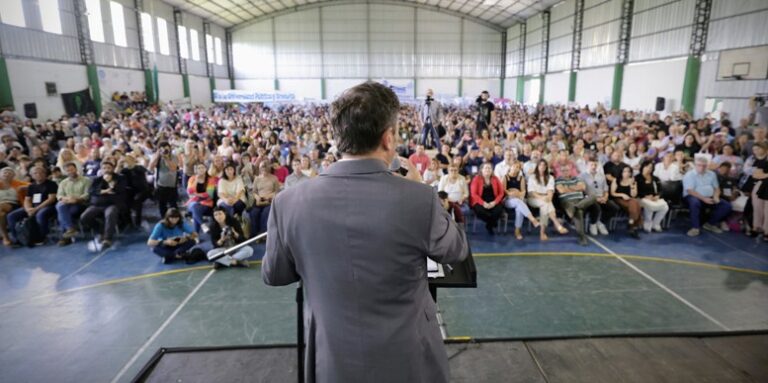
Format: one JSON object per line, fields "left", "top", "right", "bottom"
{"left": 527, "top": 175, "right": 554, "bottom": 195}
{"left": 438, "top": 175, "right": 468, "bottom": 203}
{"left": 653, "top": 162, "right": 683, "bottom": 182}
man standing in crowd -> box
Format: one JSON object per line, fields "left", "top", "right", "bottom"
{"left": 262, "top": 82, "right": 468, "bottom": 383}
{"left": 150, "top": 141, "right": 180, "bottom": 217}
{"left": 683, "top": 156, "right": 732, "bottom": 237}
{"left": 419, "top": 89, "right": 442, "bottom": 149}
{"left": 56, "top": 162, "right": 91, "bottom": 246}
{"left": 476, "top": 90, "right": 495, "bottom": 132}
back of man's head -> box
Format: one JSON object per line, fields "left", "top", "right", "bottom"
{"left": 331, "top": 82, "right": 399, "bottom": 155}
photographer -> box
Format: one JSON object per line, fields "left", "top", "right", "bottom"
{"left": 207, "top": 206, "right": 252, "bottom": 269}
{"left": 147, "top": 208, "right": 198, "bottom": 264}
{"left": 475, "top": 90, "right": 495, "bottom": 133}
{"left": 149, "top": 141, "right": 180, "bottom": 217}
{"left": 419, "top": 89, "right": 442, "bottom": 149}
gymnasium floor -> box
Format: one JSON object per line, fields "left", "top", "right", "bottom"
{"left": 0, "top": 220, "right": 766, "bottom": 382}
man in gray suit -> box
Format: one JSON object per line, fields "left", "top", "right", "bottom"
{"left": 420, "top": 88, "right": 443, "bottom": 149}
{"left": 262, "top": 81, "right": 469, "bottom": 383}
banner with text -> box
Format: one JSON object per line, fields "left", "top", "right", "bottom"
{"left": 213, "top": 90, "right": 296, "bottom": 104}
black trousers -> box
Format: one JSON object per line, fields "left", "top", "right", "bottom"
{"left": 156, "top": 186, "right": 179, "bottom": 217}
{"left": 473, "top": 204, "right": 503, "bottom": 228}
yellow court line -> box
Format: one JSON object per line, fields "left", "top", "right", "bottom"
{"left": 0, "top": 261, "right": 263, "bottom": 309}
{"left": 473, "top": 252, "right": 768, "bottom": 277}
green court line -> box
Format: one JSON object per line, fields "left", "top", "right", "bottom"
{"left": 3, "top": 252, "right": 767, "bottom": 309}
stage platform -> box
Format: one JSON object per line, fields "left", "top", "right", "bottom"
{"left": 134, "top": 333, "right": 768, "bottom": 383}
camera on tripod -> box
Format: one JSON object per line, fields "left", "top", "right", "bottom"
{"left": 425, "top": 96, "right": 433, "bottom": 105}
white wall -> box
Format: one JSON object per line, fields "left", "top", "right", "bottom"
{"left": 523, "top": 77, "right": 541, "bottom": 105}
{"left": 417, "top": 79, "right": 458, "bottom": 98}
{"left": 189, "top": 75, "right": 211, "bottom": 106}
{"left": 326, "top": 79, "right": 366, "bottom": 100}
{"left": 97, "top": 66, "right": 144, "bottom": 102}
{"left": 503, "top": 77, "right": 518, "bottom": 100}
{"left": 463, "top": 79, "right": 501, "bottom": 98}
{"left": 214, "top": 78, "right": 232, "bottom": 90}
{"left": 621, "top": 57, "right": 687, "bottom": 113}
{"left": 235, "top": 79, "right": 275, "bottom": 91}
{"left": 278, "top": 79, "right": 322, "bottom": 100}
{"left": 544, "top": 71, "right": 570, "bottom": 105}
{"left": 157, "top": 72, "right": 183, "bottom": 102}
{"left": 575, "top": 66, "right": 613, "bottom": 108}
{"left": 7, "top": 58, "right": 88, "bottom": 120}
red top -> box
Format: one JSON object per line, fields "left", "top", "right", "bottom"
{"left": 408, "top": 153, "right": 431, "bottom": 175}
{"left": 469, "top": 175, "right": 504, "bottom": 207}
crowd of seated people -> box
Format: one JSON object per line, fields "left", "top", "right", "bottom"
{"left": 0, "top": 93, "right": 766, "bottom": 262}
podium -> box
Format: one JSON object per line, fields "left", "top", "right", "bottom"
{"left": 428, "top": 250, "right": 477, "bottom": 302}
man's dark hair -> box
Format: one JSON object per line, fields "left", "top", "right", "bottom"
{"left": 331, "top": 81, "right": 399, "bottom": 155}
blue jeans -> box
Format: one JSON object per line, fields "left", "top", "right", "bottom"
{"left": 152, "top": 240, "right": 195, "bottom": 258}
{"left": 248, "top": 204, "right": 271, "bottom": 237}
{"left": 504, "top": 198, "right": 533, "bottom": 228}
{"left": 7, "top": 205, "right": 56, "bottom": 240}
{"left": 56, "top": 202, "right": 85, "bottom": 231}
{"left": 189, "top": 202, "right": 213, "bottom": 232}
{"left": 218, "top": 200, "right": 246, "bottom": 217}
{"left": 421, "top": 122, "right": 440, "bottom": 149}
{"left": 684, "top": 195, "right": 732, "bottom": 229}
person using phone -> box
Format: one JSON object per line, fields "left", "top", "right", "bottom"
{"left": 207, "top": 207, "right": 252, "bottom": 269}
{"left": 147, "top": 208, "right": 198, "bottom": 264}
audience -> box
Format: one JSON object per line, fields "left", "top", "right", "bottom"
{"left": 0, "top": 92, "right": 764, "bottom": 258}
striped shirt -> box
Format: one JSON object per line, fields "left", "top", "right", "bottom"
{"left": 555, "top": 177, "right": 584, "bottom": 202}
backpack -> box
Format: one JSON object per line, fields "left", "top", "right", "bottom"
{"left": 15, "top": 217, "right": 42, "bottom": 247}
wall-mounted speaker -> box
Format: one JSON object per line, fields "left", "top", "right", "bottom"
{"left": 24, "top": 103, "right": 37, "bottom": 119}
{"left": 45, "top": 82, "right": 57, "bottom": 96}
{"left": 655, "top": 97, "right": 666, "bottom": 112}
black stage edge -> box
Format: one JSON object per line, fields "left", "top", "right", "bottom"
{"left": 132, "top": 331, "right": 768, "bottom": 383}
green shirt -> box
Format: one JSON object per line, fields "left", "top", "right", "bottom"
{"left": 57, "top": 176, "right": 92, "bottom": 201}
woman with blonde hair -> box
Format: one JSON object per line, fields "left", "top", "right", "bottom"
{"left": 56, "top": 148, "right": 82, "bottom": 175}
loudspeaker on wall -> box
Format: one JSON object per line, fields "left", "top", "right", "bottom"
{"left": 655, "top": 97, "right": 666, "bottom": 112}
{"left": 24, "top": 103, "right": 37, "bottom": 119}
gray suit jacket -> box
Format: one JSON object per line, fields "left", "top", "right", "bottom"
{"left": 262, "top": 158, "right": 469, "bottom": 383}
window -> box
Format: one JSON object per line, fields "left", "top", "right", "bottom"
{"left": 86, "top": 0, "right": 104, "bottom": 42}
{"left": 206, "top": 34, "right": 214, "bottom": 62}
{"left": 178, "top": 25, "right": 188, "bottom": 59}
{"left": 0, "top": 0, "right": 25, "bottom": 28}
{"left": 189, "top": 29, "right": 200, "bottom": 61}
{"left": 40, "top": 0, "right": 62, "bottom": 34}
{"left": 140, "top": 13, "right": 154, "bottom": 52}
{"left": 110, "top": 1, "right": 126, "bottom": 47}
{"left": 214, "top": 37, "right": 223, "bottom": 65}
{"left": 157, "top": 17, "right": 170, "bottom": 55}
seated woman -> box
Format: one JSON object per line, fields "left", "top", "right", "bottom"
{"left": 470, "top": 163, "right": 504, "bottom": 235}
{"left": 147, "top": 208, "right": 198, "bottom": 264}
{"left": 249, "top": 161, "right": 281, "bottom": 237}
{"left": 217, "top": 162, "right": 247, "bottom": 217}
{"left": 187, "top": 163, "right": 217, "bottom": 232}
{"left": 207, "top": 207, "right": 253, "bottom": 269}
{"left": 611, "top": 166, "right": 642, "bottom": 238}
{"left": 636, "top": 160, "right": 669, "bottom": 232}
{"left": 503, "top": 161, "right": 539, "bottom": 240}
{"left": 438, "top": 164, "right": 469, "bottom": 218}
{"left": 526, "top": 159, "right": 568, "bottom": 241}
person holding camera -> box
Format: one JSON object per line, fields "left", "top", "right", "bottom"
{"left": 207, "top": 206, "right": 252, "bottom": 269}
{"left": 419, "top": 89, "right": 442, "bottom": 149}
{"left": 475, "top": 90, "right": 495, "bottom": 133}
{"left": 147, "top": 208, "right": 198, "bottom": 264}
{"left": 149, "top": 141, "right": 180, "bottom": 217}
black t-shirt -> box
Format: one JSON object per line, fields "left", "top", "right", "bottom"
{"left": 635, "top": 174, "right": 660, "bottom": 198}
{"left": 603, "top": 161, "right": 629, "bottom": 181}
{"left": 27, "top": 180, "right": 58, "bottom": 207}
{"left": 481, "top": 183, "right": 496, "bottom": 203}
{"left": 505, "top": 174, "right": 523, "bottom": 191}
{"left": 478, "top": 101, "right": 495, "bottom": 125}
